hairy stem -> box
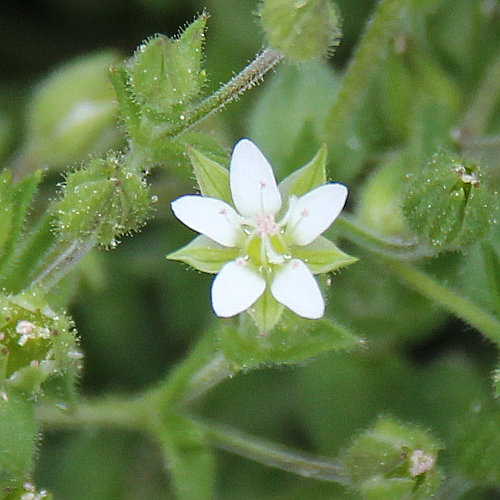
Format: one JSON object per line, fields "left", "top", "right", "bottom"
{"left": 197, "top": 420, "right": 350, "bottom": 485}
{"left": 386, "top": 258, "right": 500, "bottom": 343}
{"left": 333, "top": 214, "right": 435, "bottom": 260}
{"left": 334, "top": 215, "right": 500, "bottom": 340}
{"left": 28, "top": 237, "right": 96, "bottom": 293}
{"left": 159, "top": 48, "right": 285, "bottom": 139}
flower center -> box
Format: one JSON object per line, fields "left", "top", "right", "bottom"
{"left": 254, "top": 213, "right": 279, "bottom": 238}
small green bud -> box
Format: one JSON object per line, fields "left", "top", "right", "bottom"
{"left": 128, "top": 13, "right": 208, "bottom": 117}
{"left": 402, "top": 151, "right": 498, "bottom": 249}
{"left": 55, "top": 155, "right": 151, "bottom": 247}
{"left": 345, "top": 416, "right": 442, "bottom": 499}
{"left": 259, "top": 0, "right": 342, "bottom": 61}
{"left": 0, "top": 292, "right": 81, "bottom": 396}
{"left": 21, "top": 51, "right": 121, "bottom": 172}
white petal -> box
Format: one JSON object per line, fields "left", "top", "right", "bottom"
{"left": 230, "top": 138, "right": 282, "bottom": 217}
{"left": 171, "top": 195, "right": 242, "bottom": 247}
{"left": 270, "top": 259, "right": 324, "bottom": 319}
{"left": 211, "top": 260, "right": 266, "bottom": 317}
{"left": 285, "top": 183, "right": 348, "bottom": 246}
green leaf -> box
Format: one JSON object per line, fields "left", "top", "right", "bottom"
{"left": 279, "top": 145, "right": 327, "bottom": 199}
{"left": 481, "top": 241, "right": 500, "bottom": 316}
{"left": 451, "top": 408, "right": 500, "bottom": 485}
{"left": 0, "top": 170, "right": 42, "bottom": 278}
{"left": 129, "top": 14, "right": 207, "bottom": 116}
{"left": 156, "top": 413, "right": 214, "bottom": 500}
{"left": 167, "top": 235, "right": 239, "bottom": 274}
{"left": 291, "top": 236, "right": 358, "bottom": 274}
{"left": 0, "top": 388, "right": 37, "bottom": 493}
{"left": 188, "top": 146, "right": 232, "bottom": 204}
{"left": 218, "top": 313, "right": 361, "bottom": 371}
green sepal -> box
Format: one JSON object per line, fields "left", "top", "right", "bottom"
{"left": 279, "top": 145, "right": 327, "bottom": 199}
{"left": 291, "top": 236, "right": 358, "bottom": 274}
{"left": 167, "top": 235, "right": 239, "bottom": 274}
{"left": 402, "top": 151, "right": 498, "bottom": 249}
{"left": 259, "top": 0, "right": 342, "bottom": 62}
{"left": 187, "top": 146, "right": 232, "bottom": 204}
{"left": 156, "top": 412, "right": 214, "bottom": 500}
{"left": 248, "top": 287, "right": 284, "bottom": 333}
{"left": 218, "top": 313, "right": 362, "bottom": 371}
{"left": 0, "top": 388, "right": 37, "bottom": 495}
{"left": 345, "top": 416, "right": 443, "bottom": 499}
{"left": 0, "top": 292, "right": 81, "bottom": 398}
{"left": 108, "top": 64, "right": 142, "bottom": 141}
{"left": 55, "top": 155, "right": 151, "bottom": 247}
{"left": 129, "top": 13, "right": 207, "bottom": 116}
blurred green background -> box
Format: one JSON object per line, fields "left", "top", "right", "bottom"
{"left": 2, "top": 0, "right": 500, "bottom": 498}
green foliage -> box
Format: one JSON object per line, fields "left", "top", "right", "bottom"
{"left": 55, "top": 155, "right": 152, "bottom": 247}
{"left": 0, "top": 389, "right": 37, "bottom": 497}
{"left": 0, "top": 292, "right": 81, "bottom": 397}
{"left": 1, "top": 0, "right": 500, "bottom": 497}
{"left": 21, "top": 51, "right": 121, "bottom": 172}
{"left": 259, "top": 0, "right": 342, "bottom": 61}
{"left": 451, "top": 407, "right": 500, "bottom": 486}
{"left": 156, "top": 414, "right": 215, "bottom": 500}
{"left": 218, "top": 312, "right": 361, "bottom": 371}
{"left": 128, "top": 14, "right": 207, "bottom": 116}
{"left": 344, "top": 416, "right": 443, "bottom": 499}
{"left": 402, "top": 151, "right": 498, "bottom": 249}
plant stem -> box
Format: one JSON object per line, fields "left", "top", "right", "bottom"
{"left": 334, "top": 215, "right": 500, "bottom": 340}
{"left": 385, "top": 258, "right": 500, "bottom": 343}
{"left": 197, "top": 419, "right": 350, "bottom": 485}
{"left": 333, "top": 214, "right": 435, "bottom": 260}
{"left": 159, "top": 48, "right": 284, "bottom": 139}
{"left": 28, "top": 237, "right": 96, "bottom": 293}
{"left": 37, "top": 396, "right": 149, "bottom": 431}
{"left": 147, "top": 328, "right": 237, "bottom": 408}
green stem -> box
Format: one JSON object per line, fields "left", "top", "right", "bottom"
{"left": 386, "top": 258, "right": 500, "bottom": 342}
{"left": 334, "top": 215, "right": 500, "bottom": 340}
{"left": 325, "top": 0, "right": 408, "bottom": 149}
{"left": 159, "top": 48, "right": 284, "bottom": 139}
{"left": 27, "top": 237, "right": 96, "bottom": 293}
{"left": 36, "top": 396, "right": 149, "bottom": 431}
{"left": 197, "top": 420, "right": 350, "bottom": 485}
{"left": 333, "top": 214, "right": 435, "bottom": 260}
{"left": 147, "top": 327, "right": 237, "bottom": 408}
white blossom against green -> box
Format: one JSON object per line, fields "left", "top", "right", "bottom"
{"left": 169, "top": 139, "right": 356, "bottom": 323}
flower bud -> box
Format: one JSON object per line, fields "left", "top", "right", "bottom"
{"left": 402, "top": 151, "right": 498, "bottom": 249}
{"left": 20, "top": 51, "right": 121, "bottom": 173}
{"left": 55, "top": 155, "right": 151, "bottom": 247}
{"left": 127, "top": 13, "right": 207, "bottom": 117}
{"left": 344, "top": 416, "right": 442, "bottom": 499}
{"left": 259, "top": 0, "right": 342, "bottom": 61}
{"left": 0, "top": 292, "right": 81, "bottom": 396}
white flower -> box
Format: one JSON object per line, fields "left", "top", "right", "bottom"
{"left": 171, "top": 138, "right": 348, "bottom": 320}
